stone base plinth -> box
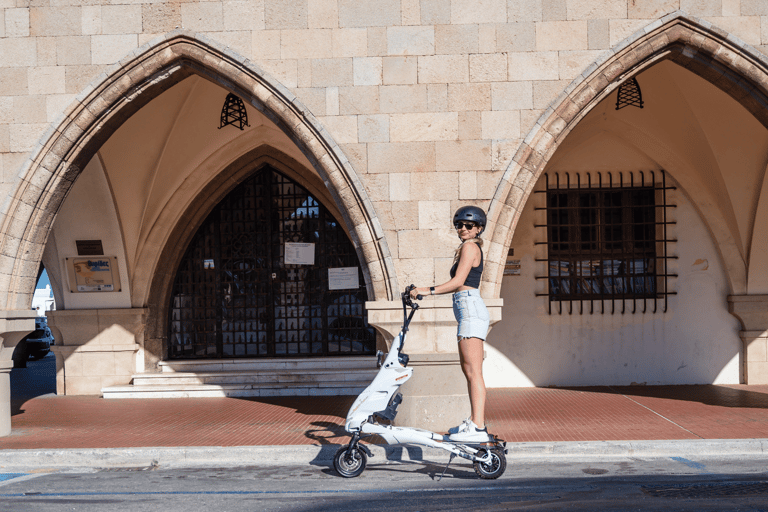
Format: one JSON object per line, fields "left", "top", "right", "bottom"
{"left": 47, "top": 308, "right": 147, "bottom": 395}
{"left": 51, "top": 344, "right": 139, "bottom": 395}
{"left": 0, "top": 359, "right": 12, "bottom": 437}
{"left": 741, "top": 331, "right": 768, "bottom": 384}
{"left": 729, "top": 295, "right": 768, "bottom": 384}
{"left": 0, "top": 310, "right": 37, "bottom": 436}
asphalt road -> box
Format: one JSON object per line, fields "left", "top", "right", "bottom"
{"left": 3, "top": 455, "right": 768, "bottom": 511}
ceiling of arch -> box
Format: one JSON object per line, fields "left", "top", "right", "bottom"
{"left": 96, "top": 75, "right": 319, "bottom": 271}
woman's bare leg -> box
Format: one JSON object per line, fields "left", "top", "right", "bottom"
{"left": 458, "top": 336, "right": 486, "bottom": 428}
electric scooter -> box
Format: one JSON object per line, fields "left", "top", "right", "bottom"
{"left": 333, "top": 285, "right": 508, "bottom": 480}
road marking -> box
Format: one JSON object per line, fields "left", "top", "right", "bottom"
{"left": 0, "top": 474, "right": 26, "bottom": 482}
{"left": 0, "top": 473, "right": 46, "bottom": 488}
{"left": 0, "top": 485, "right": 509, "bottom": 497}
{"left": 670, "top": 456, "right": 714, "bottom": 475}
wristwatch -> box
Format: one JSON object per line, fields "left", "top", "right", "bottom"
{"left": 430, "top": 286, "right": 435, "bottom": 295}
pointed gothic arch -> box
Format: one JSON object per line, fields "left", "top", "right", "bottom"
{"left": 0, "top": 30, "right": 397, "bottom": 311}
{"left": 485, "top": 12, "right": 768, "bottom": 297}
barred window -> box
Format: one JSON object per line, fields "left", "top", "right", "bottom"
{"left": 536, "top": 171, "right": 676, "bottom": 314}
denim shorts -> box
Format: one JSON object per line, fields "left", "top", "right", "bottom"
{"left": 452, "top": 289, "right": 490, "bottom": 341}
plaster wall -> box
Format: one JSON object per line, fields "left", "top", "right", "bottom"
{"left": 48, "top": 155, "right": 131, "bottom": 310}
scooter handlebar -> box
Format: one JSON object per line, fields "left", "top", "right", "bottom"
{"left": 403, "top": 285, "right": 422, "bottom": 304}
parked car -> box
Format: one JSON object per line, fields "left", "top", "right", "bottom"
{"left": 12, "top": 317, "right": 54, "bottom": 367}
{"left": 26, "top": 317, "right": 54, "bottom": 360}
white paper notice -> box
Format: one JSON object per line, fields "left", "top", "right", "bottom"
{"left": 284, "top": 243, "right": 315, "bottom": 265}
{"left": 328, "top": 267, "right": 359, "bottom": 290}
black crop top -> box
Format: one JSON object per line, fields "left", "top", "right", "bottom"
{"left": 449, "top": 248, "right": 484, "bottom": 288}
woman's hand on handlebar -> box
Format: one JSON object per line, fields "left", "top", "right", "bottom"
{"left": 409, "top": 286, "right": 425, "bottom": 300}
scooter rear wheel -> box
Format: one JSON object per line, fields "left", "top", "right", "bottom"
{"left": 334, "top": 446, "right": 367, "bottom": 478}
{"left": 473, "top": 448, "right": 506, "bottom": 479}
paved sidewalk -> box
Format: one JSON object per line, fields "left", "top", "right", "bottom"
{"left": 4, "top": 384, "right": 768, "bottom": 449}
{"left": 3, "top": 355, "right": 768, "bottom": 465}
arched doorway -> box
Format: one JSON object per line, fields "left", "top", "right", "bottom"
{"left": 483, "top": 13, "right": 768, "bottom": 385}
{"left": 169, "top": 166, "right": 375, "bottom": 360}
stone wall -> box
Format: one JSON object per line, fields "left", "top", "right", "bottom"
{"left": 3, "top": 4, "right": 767, "bottom": 300}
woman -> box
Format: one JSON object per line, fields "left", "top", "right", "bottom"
{"left": 410, "top": 206, "right": 491, "bottom": 442}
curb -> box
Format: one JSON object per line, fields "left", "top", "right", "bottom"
{"left": 1, "top": 439, "right": 767, "bottom": 470}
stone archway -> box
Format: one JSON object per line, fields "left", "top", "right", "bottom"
{"left": 485, "top": 12, "right": 768, "bottom": 298}
{"left": 142, "top": 146, "right": 377, "bottom": 369}
{"left": 0, "top": 30, "right": 398, "bottom": 315}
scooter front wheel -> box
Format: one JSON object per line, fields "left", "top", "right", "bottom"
{"left": 334, "top": 446, "right": 367, "bottom": 478}
{"left": 473, "top": 448, "right": 506, "bottom": 479}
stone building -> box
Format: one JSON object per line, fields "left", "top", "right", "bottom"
{"left": 2, "top": 1, "right": 768, "bottom": 435}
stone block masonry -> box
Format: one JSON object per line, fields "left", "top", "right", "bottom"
{"left": 2, "top": 4, "right": 768, "bottom": 290}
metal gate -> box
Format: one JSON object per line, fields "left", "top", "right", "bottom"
{"left": 168, "top": 167, "right": 375, "bottom": 359}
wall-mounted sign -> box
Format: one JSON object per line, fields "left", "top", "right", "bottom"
{"left": 65, "top": 256, "right": 122, "bottom": 292}
{"left": 285, "top": 242, "right": 315, "bottom": 265}
{"left": 504, "top": 248, "right": 520, "bottom": 276}
{"left": 504, "top": 259, "right": 521, "bottom": 276}
{"left": 75, "top": 240, "right": 104, "bottom": 256}
{"left": 329, "top": 267, "right": 359, "bottom": 290}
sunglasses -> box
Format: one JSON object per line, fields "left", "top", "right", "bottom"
{"left": 454, "top": 221, "right": 478, "bottom": 230}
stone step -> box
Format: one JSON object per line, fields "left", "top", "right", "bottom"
{"left": 102, "top": 356, "right": 379, "bottom": 399}
{"left": 101, "top": 380, "right": 371, "bottom": 399}
{"left": 131, "top": 368, "right": 377, "bottom": 386}
{"left": 158, "top": 356, "right": 377, "bottom": 373}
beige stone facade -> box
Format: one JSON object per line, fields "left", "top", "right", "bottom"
{"left": 2, "top": 1, "right": 768, "bottom": 433}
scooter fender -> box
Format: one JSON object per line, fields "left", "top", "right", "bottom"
{"left": 345, "top": 364, "right": 413, "bottom": 431}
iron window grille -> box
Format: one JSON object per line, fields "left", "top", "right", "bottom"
{"left": 534, "top": 171, "right": 677, "bottom": 315}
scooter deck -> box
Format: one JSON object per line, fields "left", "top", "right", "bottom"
{"left": 437, "top": 434, "right": 506, "bottom": 447}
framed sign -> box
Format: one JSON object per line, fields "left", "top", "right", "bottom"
{"left": 504, "top": 259, "right": 521, "bottom": 276}
{"left": 284, "top": 242, "right": 315, "bottom": 265}
{"left": 328, "top": 267, "right": 359, "bottom": 290}
{"left": 66, "top": 256, "right": 122, "bottom": 292}
{"left": 504, "top": 248, "right": 521, "bottom": 276}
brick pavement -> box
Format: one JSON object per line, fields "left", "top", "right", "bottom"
{"left": 3, "top": 382, "right": 768, "bottom": 450}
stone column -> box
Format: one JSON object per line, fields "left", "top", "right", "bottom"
{"left": 366, "top": 297, "right": 502, "bottom": 432}
{"left": 47, "top": 309, "right": 147, "bottom": 395}
{"left": 0, "top": 310, "right": 37, "bottom": 436}
{"left": 728, "top": 295, "right": 768, "bottom": 384}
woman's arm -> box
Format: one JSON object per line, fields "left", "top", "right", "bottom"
{"left": 411, "top": 242, "right": 481, "bottom": 297}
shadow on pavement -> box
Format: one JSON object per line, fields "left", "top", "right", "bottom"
{"left": 9, "top": 352, "right": 56, "bottom": 416}
{"left": 564, "top": 385, "right": 768, "bottom": 409}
